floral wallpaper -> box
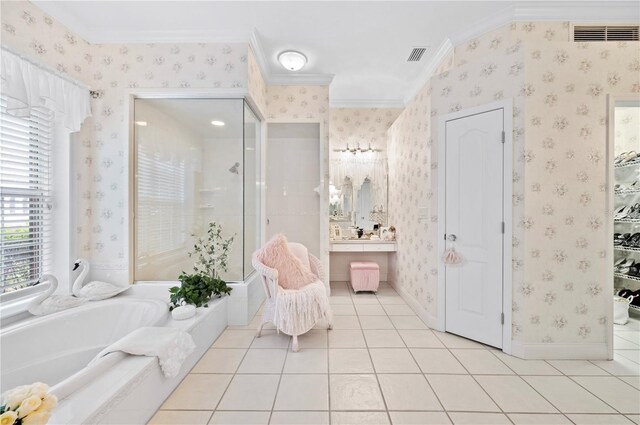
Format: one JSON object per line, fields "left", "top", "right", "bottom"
{"left": 614, "top": 106, "right": 640, "bottom": 154}
{"left": 1, "top": 0, "right": 250, "bottom": 282}
{"left": 390, "top": 20, "right": 640, "bottom": 348}
{"left": 329, "top": 108, "right": 402, "bottom": 152}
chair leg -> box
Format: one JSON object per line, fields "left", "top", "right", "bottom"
{"left": 256, "top": 321, "right": 267, "bottom": 338}
{"left": 292, "top": 335, "right": 299, "bottom": 352}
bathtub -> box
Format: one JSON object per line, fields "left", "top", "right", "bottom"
{"left": 0, "top": 298, "right": 169, "bottom": 393}
{"left": 0, "top": 284, "right": 228, "bottom": 424}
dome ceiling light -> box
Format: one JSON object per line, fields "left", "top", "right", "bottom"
{"left": 278, "top": 50, "right": 307, "bottom": 71}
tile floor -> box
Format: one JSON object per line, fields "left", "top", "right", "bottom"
{"left": 150, "top": 282, "right": 640, "bottom": 425}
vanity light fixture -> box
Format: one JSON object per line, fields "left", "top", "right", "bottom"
{"left": 278, "top": 50, "right": 307, "bottom": 71}
{"left": 134, "top": 121, "right": 147, "bottom": 126}
{"left": 211, "top": 120, "right": 225, "bottom": 126}
{"left": 333, "top": 143, "right": 381, "bottom": 155}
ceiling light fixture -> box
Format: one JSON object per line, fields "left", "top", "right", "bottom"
{"left": 134, "top": 121, "right": 147, "bottom": 126}
{"left": 278, "top": 50, "right": 307, "bottom": 71}
{"left": 211, "top": 120, "right": 225, "bottom": 126}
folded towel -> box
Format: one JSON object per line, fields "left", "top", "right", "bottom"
{"left": 89, "top": 327, "right": 196, "bottom": 378}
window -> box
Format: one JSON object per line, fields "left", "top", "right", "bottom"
{"left": 0, "top": 98, "right": 54, "bottom": 294}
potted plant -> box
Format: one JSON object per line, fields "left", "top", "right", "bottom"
{"left": 169, "top": 222, "right": 234, "bottom": 320}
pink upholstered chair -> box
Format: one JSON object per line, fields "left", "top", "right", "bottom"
{"left": 252, "top": 242, "right": 332, "bottom": 352}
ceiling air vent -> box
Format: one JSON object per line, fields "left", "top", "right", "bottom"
{"left": 407, "top": 47, "right": 427, "bottom": 62}
{"left": 574, "top": 25, "right": 639, "bottom": 42}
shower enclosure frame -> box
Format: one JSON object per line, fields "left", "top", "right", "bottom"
{"left": 125, "top": 89, "right": 265, "bottom": 286}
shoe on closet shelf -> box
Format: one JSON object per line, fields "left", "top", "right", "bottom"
{"left": 615, "top": 233, "right": 630, "bottom": 245}
{"left": 629, "top": 204, "right": 640, "bottom": 219}
{"left": 615, "top": 258, "right": 635, "bottom": 274}
{"left": 624, "top": 233, "right": 640, "bottom": 248}
{"left": 615, "top": 205, "right": 632, "bottom": 220}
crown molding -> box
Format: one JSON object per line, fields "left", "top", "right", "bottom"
{"left": 330, "top": 99, "right": 405, "bottom": 109}
{"left": 449, "top": 4, "right": 514, "bottom": 46}
{"left": 402, "top": 37, "right": 454, "bottom": 106}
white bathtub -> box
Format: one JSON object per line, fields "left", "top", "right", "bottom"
{"left": 0, "top": 298, "right": 169, "bottom": 393}
{"left": 0, "top": 284, "right": 228, "bottom": 424}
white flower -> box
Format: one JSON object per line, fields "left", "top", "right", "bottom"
{"left": 0, "top": 411, "right": 18, "bottom": 425}
{"left": 39, "top": 394, "right": 57, "bottom": 412}
{"left": 2, "top": 387, "right": 30, "bottom": 410}
{"left": 17, "top": 395, "right": 42, "bottom": 418}
{"left": 21, "top": 410, "right": 50, "bottom": 425}
{"left": 28, "top": 383, "right": 49, "bottom": 399}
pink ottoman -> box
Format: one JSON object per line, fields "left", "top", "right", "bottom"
{"left": 350, "top": 262, "right": 380, "bottom": 293}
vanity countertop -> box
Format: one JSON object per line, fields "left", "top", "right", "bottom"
{"left": 330, "top": 239, "right": 396, "bottom": 244}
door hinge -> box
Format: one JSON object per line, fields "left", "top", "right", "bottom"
{"left": 444, "top": 233, "right": 447, "bottom": 240}
{"left": 501, "top": 130, "right": 505, "bottom": 143}
{"left": 501, "top": 222, "right": 505, "bottom": 233}
{"left": 501, "top": 313, "right": 505, "bottom": 325}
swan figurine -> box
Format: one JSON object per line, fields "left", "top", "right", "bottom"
{"left": 28, "top": 274, "right": 86, "bottom": 316}
{"left": 72, "top": 258, "right": 131, "bottom": 300}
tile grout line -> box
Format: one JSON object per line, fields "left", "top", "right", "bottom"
{"left": 266, "top": 334, "right": 291, "bottom": 425}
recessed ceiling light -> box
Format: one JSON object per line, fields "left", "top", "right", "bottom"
{"left": 134, "top": 121, "right": 147, "bottom": 126}
{"left": 278, "top": 50, "right": 307, "bottom": 71}
{"left": 211, "top": 120, "right": 225, "bottom": 126}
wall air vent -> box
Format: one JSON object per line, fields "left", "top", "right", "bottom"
{"left": 407, "top": 47, "right": 427, "bottom": 62}
{"left": 573, "top": 25, "right": 639, "bottom": 42}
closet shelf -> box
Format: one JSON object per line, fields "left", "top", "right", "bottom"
{"left": 614, "top": 272, "right": 640, "bottom": 282}
{"left": 615, "top": 246, "right": 640, "bottom": 253}
{"left": 615, "top": 219, "right": 640, "bottom": 224}
{"left": 615, "top": 189, "right": 640, "bottom": 196}
{"left": 615, "top": 159, "right": 640, "bottom": 169}
{"left": 631, "top": 304, "right": 640, "bottom": 312}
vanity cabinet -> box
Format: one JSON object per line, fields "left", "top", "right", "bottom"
{"left": 329, "top": 240, "right": 396, "bottom": 281}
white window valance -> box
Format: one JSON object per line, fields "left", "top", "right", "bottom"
{"left": 1, "top": 48, "right": 91, "bottom": 132}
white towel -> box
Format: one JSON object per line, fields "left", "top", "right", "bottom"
{"left": 89, "top": 327, "right": 196, "bottom": 378}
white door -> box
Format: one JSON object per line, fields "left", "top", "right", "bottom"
{"left": 266, "top": 123, "right": 320, "bottom": 257}
{"left": 444, "top": 108, "right": 504, "bottom": 348}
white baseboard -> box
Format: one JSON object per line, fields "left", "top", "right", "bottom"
{"left": 387, "top": 280, "right": 440, "bottom": 330}
{"left": 511, "top": 341, "right": 609, "bottom": 360}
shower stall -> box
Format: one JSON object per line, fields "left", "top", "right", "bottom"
{"left": 132, "top": 98, "right": 261, "bottom": 315}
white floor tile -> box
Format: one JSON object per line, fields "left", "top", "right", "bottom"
{"left": 283, "top": 348, "right": 328, "bottom": 373}
{"left": 378, "top": 374, "right": 442, "bottom": 410}
{"left": 571, "top": 376, "right": 640, "bottom": 414}
{"left": 448, "top": 412, "right": 511, "bottom": 424}
{"left": 298, "top": 329, "right": 328, "bottom": 348}
{"left": 546, "top": 360, "right": 610, "bottom": 376}
{"left": 331, "top": 315, "right": 362, "bottom": 329}
{"left": 359, "top": 315, "right": 395, "bottom": 329}
{"left": 475, "top": 375, "right": 558, "bottom": 413}
{"left": 162, "top": 374, "right": 232, "bottom": 410}
{"left": 217, "top": 374, "right": 280, "bottom": 411}
{"left": 451, "top": 349, "right": 514, "bottom": 374}
{"left": 433, "top": 332, "right": 487, "bottom": 349}
{"left": 616, "top": 331, "right": 640, "bottom": 345}
{"left": 149, "top": 410, "right": 212, "bottom": 425}
{"left": 269, "top": 411, "right": 330, "bottom": 425}
{"left": 331, "top": 412, "right": 390, "bottom": 425}
{"left": 273, "top": 374, "right": 329, "bottom": 410}
{"left": 491, "top": 351, "right": 561, "bottom": 375}
{"left": 626, "top": 414, "right": 640, "bottom": 424}
{"left": 426, "top": 374, "right": 500, "bottom": 412}
{"left": 620, "top": 376, "right": 640, "bottom": 390}
{"left": 237, "top": 349, "right": 286, "bottom": 374}
{"left": 615, "top": 337, "right": 640, "bottom": 350}
{"left": 329, "top": 374, "right": 386, "bottom": 410}
{"left": 522, "top": 376, "right": 615, "bottom": 414}
{"left": 566, "top": 414, "right": 635, "bottom": 424}
{"left": 329, "top": 349, "right": 374, "bottom": 374}
{"left": 389, "top": 411, "right": 451, "bottom": 425}
{"left": 398, "top": 330, "right": 446, "bottom": 348}
{"left": 410, "top": 349, "right": 468, "bottom": 374}
{"left": 192, "top": 349, "right": 246, "bottom": 373}
{"left": 377, "top": 296, "right": 408, "bottom": 305}
{"left": 363, "top": 330, "right": 405, "bottom": 348}
{"left": 508, "top": 413, "right": 572, "bottom": 424}
{"left": 389, "top": 315, "right": 428, "bottom": 329}
{"left": 591, "top": 355, "right": 640, "bottom": 376}
{"left": 369, "top": 348, "right": 420, "bottom": 373}
{"left": 616, "top": 349, "right": 640, "bottom": 364}
{"left": 353, "top": 293, "right": 382, "bottom": 305}
{"left": 332, "top": 304, "right": 357, "bottom": 315}
{"left": 331, "top": 295, "right": 355, "bottom": 305}
{"left": 213, "top": 330, "right": 256, "bottom": 348}
{"left": 208, "top": 411, "right": 270, "bottom": 425}
{"left": 356, "top": 304, "right": 387, "bottom": 316}
{"left": 250, "top": 330, "right": 291, "bottom": 349}
{"left": 382, "top": 304, "right": 415, "bottom": 316}
{"left": 328, "top": 330, "right": 367, "bottom": 348}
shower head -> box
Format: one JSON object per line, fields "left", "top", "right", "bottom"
{"left": 229, "top": 162, "right": 240, "bottom": 174}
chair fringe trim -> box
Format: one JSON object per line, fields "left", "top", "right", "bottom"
{"left": 275, "top": 282, "right": 330, "bottom": 336}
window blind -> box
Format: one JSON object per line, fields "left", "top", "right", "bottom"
{"left": 0, "top": 98, "right": 54, "bottom": 294}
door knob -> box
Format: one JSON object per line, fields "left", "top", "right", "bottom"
{"left": 447, "top": 234, "right": 457, "bottom": 241}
